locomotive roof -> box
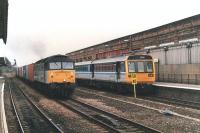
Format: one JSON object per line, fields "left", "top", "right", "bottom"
{"left": 35, "top": 54, "right": 73, "bottom": 64}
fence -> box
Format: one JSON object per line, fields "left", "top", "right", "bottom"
{"left": 157, "top": 73, "right": 200, "bottom": 85}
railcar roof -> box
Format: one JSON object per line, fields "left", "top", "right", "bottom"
{"left": 75, "top": 56, "right": 128, "bottom": 65}
{"left": 75, "top": 61, "right": 92, "bottom": 66}
{"left": 75, "top": 54, "right": 153, "bottom": 66}
{"left": 92, "top": 56, "right": 128, "bottom": 64}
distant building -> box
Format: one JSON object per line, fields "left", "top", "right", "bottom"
{"left": 66, "top": 14, "right": 200, "bottom": 62}
{"left": 0, "top": 57, "right": 11, "bottom": 66}
{"left": 66, "top": 14, "right": 200, "bottom": 84}
{"left": 0, "top": 0, "right": 8, "bottom": 44}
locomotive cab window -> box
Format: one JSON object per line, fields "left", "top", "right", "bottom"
{"left": 62, "top": 62, "right": 74, "bottom": 69}
{"left": 49, "top": 62, "right": 61, "bottom": 70}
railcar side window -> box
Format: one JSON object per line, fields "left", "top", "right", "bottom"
{"left": 146, "top": 61, "right": 153, "bottom": 72}
{"left": 137, "top": 62, "right": 144, "bottom": 72}
{"left": 94, "top": 63, "right": 115, "bottom": 72}
{"left": 62, "top": 62, "right": 74, "bottom": 69}
{"left": 128, "top": 62, "right": 135, "bottom": 72}
{"left": 75, "top": 65, "right": 89, "bottom": 72}
{"left": 49, "top": 62, "right": 61, "bottom": 70}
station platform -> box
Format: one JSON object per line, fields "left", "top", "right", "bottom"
{"left": 153, "top": 82, "right": 200, "bottom": 90}
{"left": 152, "top": 82, "right": 200, "bottom": 103}
{"left": 0, "top": 77, "right": 8, "bottom": 133}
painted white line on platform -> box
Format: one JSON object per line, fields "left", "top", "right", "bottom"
{"left": 153, "top": 83, "right": 200, "bottom": 90}
{"left": 1, "top": 83, "right": 8, "bottom": 133}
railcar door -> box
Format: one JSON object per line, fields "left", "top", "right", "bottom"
{"left": 90, "top": 64, "right": 94, "bottom": 78}
{"left": 116, "top": 62, "right": 120, "bottom": 81}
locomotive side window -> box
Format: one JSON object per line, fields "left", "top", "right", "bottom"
{"left": 62, "top": 62, "right": 74, "bottom": 69}
{"left": 128, "top": 62, "right": 136, "bottom": 72}
{"left": 49, "top": 62, "right": 61, "bottom": 70}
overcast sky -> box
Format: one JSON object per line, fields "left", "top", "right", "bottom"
{"left": 0, "top": 0, "right": 200, "bottom": 66}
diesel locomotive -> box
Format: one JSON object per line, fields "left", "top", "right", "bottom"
{"left": 16, "top": 55, "right": 76, "bottom": 98}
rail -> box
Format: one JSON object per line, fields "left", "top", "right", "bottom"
{"left": 9, "top": 80, "right": 63, "bottom": 133}
{"left": 9, "top": 85, "right": 25, "bottom": 133}
{"left": 58, "top": 98, "right": 162, "bottom": 133}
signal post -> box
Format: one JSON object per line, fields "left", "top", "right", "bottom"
{"left": 131, "top": 73, "right": 137, "bottom": 98}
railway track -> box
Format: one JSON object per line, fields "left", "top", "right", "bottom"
{"left": 141, "top": 96, "right": 200, "bottom": 110}
{"left": 9, "top": 81, "right": 63, "bottom": 133}
{"left": 77, "top": 88, "right": 200, "bottom": 110}
{"left": 58, "top": 98, "right": 162, "bottom": 133}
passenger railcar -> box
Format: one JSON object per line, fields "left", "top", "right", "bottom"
{"left": 75, "top": 55, "right": 155, "bottom": 94}
{"left": 16, "top": 55, "right": 76, "bottom": 98}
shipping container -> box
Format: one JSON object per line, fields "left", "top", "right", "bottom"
{"left": 28, "top": 64, "right": 34, "bottom": 81}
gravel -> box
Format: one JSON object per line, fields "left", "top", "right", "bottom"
{"left": 74, "top": 87, "right": 200, "bottom": 133}
{"left": 14, "top": 79, "right": 108, "bottom": 133}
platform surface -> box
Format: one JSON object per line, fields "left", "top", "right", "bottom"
{"left": 153, "top": 82, "right": 200, "bottom": 90}
{"left": 0, "top": 77, "right": 8, "bottom": 133}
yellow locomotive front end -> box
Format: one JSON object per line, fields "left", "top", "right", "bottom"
{"left": 48, "top": 70, "right": 75, "bottom": 84}
{"left": 46, "top": 60, "right": 76, "bottom": 97}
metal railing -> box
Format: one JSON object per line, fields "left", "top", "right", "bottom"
{"left": 156, "top": 73, "right": 200, "bottom": 85}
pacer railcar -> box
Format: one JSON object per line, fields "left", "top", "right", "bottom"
{"left": 75, "top": 55, "right": 155, "bottom": 94}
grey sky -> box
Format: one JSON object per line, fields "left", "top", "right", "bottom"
{"left": 0, "top": 0, "right": 200, "bottom": 66}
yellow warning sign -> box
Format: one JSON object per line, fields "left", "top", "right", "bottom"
{"left": 132, "top": 79, "right": 137, "bottom": 85}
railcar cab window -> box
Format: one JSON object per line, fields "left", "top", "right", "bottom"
{"left": 128, "top": 61, "right": 153, "bottom": 73}
{"left": 128, "top": 62, "right": 136, "bottom": 72}
{"left": 146, "top": 61, "right": 153, "bottom": 72}
{"left": 137, "top": 62, "right": 144, "bottom": 72}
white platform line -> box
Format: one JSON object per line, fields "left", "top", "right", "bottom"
{"left": 1, "top": 83, "right": 8, "bottom": 133}
{"left": 153, "top": 83, "right": 200, "bottom": 90}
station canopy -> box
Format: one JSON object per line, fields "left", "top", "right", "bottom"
{"left": 0, "top": 0, "right": 8, "bottom": 44}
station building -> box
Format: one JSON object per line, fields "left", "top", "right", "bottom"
{"left": 0, "top": 0, "right": 8, "bottom": 44}
{"left": 66, "top": 14, "right": 200, "bottom": 84}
